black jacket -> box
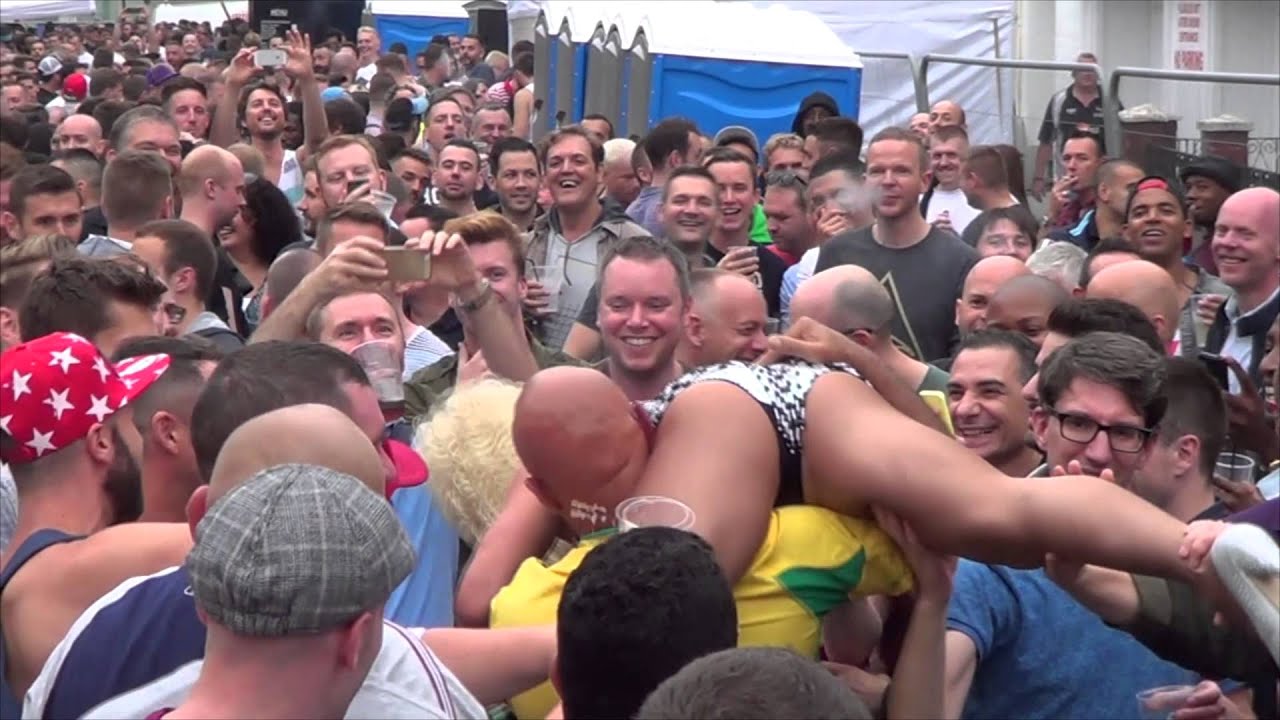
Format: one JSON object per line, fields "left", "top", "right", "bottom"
{"left": 791, "top": 92, "right": 840, "bottom": 136}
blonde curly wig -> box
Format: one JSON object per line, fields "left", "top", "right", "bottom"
{"left": 414, "top": 378, "right": 523, "bottom": 545}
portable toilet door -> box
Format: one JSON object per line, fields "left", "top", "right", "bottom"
{"left": 583, "top": 25, "right": 622, "bottom": 128}
{"left": 553, "top": 22, "right": 578, "bottom": 130}
{"left": 620, "top": 28, "right": 651, "bottom": 140}
{"left": 534, "top": 15, "right": 574, "bottom": 137}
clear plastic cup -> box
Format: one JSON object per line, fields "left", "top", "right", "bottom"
{"left": 616, "top": 496, "right": 696, "bottom": 533}
{"left": 351, "top": 340, "right": 404, "bottom": 410}
{"left": 1188, "top": 293, "right": 1211, "bottom": 347}
{"left": 1216, "top": 452, "right": 1257, "bottom": 484}
{"left": 528, "top": 264, "right": 564, "bottom": 311}
{"left": 367, "top": 189, "right": 397, "bottom": 219}
{"left": 1135, "top": 685, "right": 1196, "bottom": 720}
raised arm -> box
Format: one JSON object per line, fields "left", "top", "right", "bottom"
{"left": 421, "top": 625, "right": 555, "bottom": 705}
{"left": 209, "top": 48, "right": 259, "bottom": 148}
{"left": 279, "top": 29, "right": 329, "bottom": 154}
{"left": 249, "top": 236, "right": 388, "bottom": 343}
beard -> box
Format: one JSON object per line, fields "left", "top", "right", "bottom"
{"left": 104, "top": 426, "right": 144, "bottom": 525}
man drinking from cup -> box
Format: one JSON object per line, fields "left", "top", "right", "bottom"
{"left": 303, "top": 287, "right": 461, "bottom": 629}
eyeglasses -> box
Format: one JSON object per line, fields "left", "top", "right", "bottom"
{"left": 1050, "top": 411, "right": 1151, "bottom": 453}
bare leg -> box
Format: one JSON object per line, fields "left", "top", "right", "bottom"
{"left": 803, "top": 373, "right": 1192, "bottom": 581}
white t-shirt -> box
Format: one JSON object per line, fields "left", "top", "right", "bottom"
{"left": 356, "top": 63, "right": 378, "bottom": 84}
{"left": 923, "top": 186, "right": 981, "bottom": 236}
{"left": 27, "top": 567, "right": 486, "bottom": 720}
{"left": 278, "top": 149, "right": 303, "bottom": 204}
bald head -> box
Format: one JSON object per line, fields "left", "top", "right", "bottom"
{"left": 930, "top": 100, "right": 965, "bottom": 130}
{"left": 513, "top": 367, "right": 644, "bottom": 510}
{"left": 957, "top": 256, "right": 1031, "bottom": 335}
{"left": 1217, "top": 186, "right": 1280, "bottom": 247}
{"left": 792, "top": 265, "right": 892, "bottom": 338}
{"left": 1086, "top": 260, "right": 1181, "bottom": 344}
{"left": 207, "top": 404, "right": 385, "bottom": 505}
{"left": 56, "top": 113, "right": 104, "bottom": 152}
{"left": 178, "top": 145, "right": 241, "bottom": 198}
{"left": 691, "top": 270, "right": 757, "bottom": 318}
{"left": 986, "top": 275, "right": 1069, "bottom": 347}
{"left": 264, "top": 247, "right": 323, "bottom": 319}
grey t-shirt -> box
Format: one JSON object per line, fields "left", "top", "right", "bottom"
{"left": 815, "top": 225, "right": 979, "bottom": 362}
{"left": 542, "top": 230, "right": 603, "bottom": 349}
{"left": 1, "top": 465, "right": 17, "bottom": 552}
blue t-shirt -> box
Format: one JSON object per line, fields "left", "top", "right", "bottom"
{"left": 387, "top": 483, "right": 459, "bottom": 628}
{"left": 948, "top": 560, "right": 1202, "bottom": 719}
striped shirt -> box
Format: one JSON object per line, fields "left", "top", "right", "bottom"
{"left": 26, "top": 566, "right": 484, "bottom": 720}
{"left": 403, "top": 325, "right": 455, "bottom": 381}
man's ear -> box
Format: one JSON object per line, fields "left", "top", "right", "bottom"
{"left": 0, "top": 306, "right": 22, "bottom": 349}
{"left": 1, "top": 210, "right": 20, "bottom": 241}
{"left": 186, "top": 485, "right": 209, "bottom": 538}
{"left": 686, "top": 311, "right": 705, "bottom": 348}
{"left": 524, "top": 474, "right": 562, "bottom": 513}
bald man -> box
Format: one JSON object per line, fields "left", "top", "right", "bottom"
{"left": 955, "top": 255, "right": 1031, "bottom": 339}
{"left": 1205, "top": 187, "right": 1280, "bottom": 391}
{"left": 54, "top": 114, "right": 104, "bottom": 157}
{"left": 1087, "top": 260, "right": 1182, "bottom": 351}
{"left": 929, "top": 100, "right": 965, "bottom": 134}
{"left": 28, "top": 404, "right": 496, "bottom": 720}
{"left": 177, "top": 145, "right": 246, "bottom": 240}
{"left": 262, "top": 247, "right": 323, "bottom": 320}
{"left": 985, "top": 274, "right": 1069, "bottom": 348}
{"left": 792, "top": 265, "right": 950, "bottom": 395}
{"left": 683, "top": 269, "right": 770, "bottom": 367}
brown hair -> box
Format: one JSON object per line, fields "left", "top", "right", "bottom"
{"left": 541, "top": 125, "right": 604, "bottom": 167}
{"left": 101, "top": 150, "right": 172, "bottom": 228}
{"left": 442, "top": 211, "right": 526, "bottom": 277}
{"left": 314, "top": 202, "right": 390, "bottom": 256}
{"left": 19, "top": 255, "right": 167, "bottom": 343}
{"left": 314, "top": 134, "right": 379, "bottom": 178}
{"left": 0, "top": 235, "right": 78, "bottom": 309}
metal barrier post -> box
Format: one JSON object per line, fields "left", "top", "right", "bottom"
{"left": 920, "top": 54, "right": 1103, "bottom": 110}
{"left": 1104, "top": 67, "right": 1280, "bottom": 158}
{"left": 855, "top": 51, "right": 929, "bottom": 113}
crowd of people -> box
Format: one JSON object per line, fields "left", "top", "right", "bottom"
{"left": 1, "top": 10, "right": 1278, "bottom": 720}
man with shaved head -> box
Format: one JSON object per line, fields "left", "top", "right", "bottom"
{"left": 682, "top": 269, "right": 770, "bottom": 367}
{"left": 955, "top": 255, "right": 1031, "bottom": 340}
{"left": 1087, "top": 260, "right": 1182, "bottom": 351}
{"left": 929, "top": 100, "right": 966, "bottom": 135}
{"left": 27, "top": 345, "right": 487, "bottom": 720}
{"left": 792, "top": 265, "right": 950, "bottom": 395}
{"left": 177, "top": 144, "right": 249, "bottom": 337}
{"left": 54, "top": 113, "right": 104, "bottom": 156}
{"left": 177, "top": 145, "right": 245, "bottom": 239}
{"left": 1123, "top": 176, "right": 1230, "bottom": 356}
{"left": 1205, "top": 186, "right": 1280, "bottom": 391}
{"left": 985, "top": 274, "right": 1069, "bottom": 349}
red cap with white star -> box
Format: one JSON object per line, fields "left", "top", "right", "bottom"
{"left": 0, "top": 332, "right": 170, "bottom": 465}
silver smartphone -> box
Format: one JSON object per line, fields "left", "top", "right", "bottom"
{"left": 253, "top": 48, "right": 286, "bottom": 68}
{"left": 381, "top": 247, "right": 432, "bottom": 283}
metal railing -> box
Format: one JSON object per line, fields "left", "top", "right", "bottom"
{"left": 855, "top": 51, "right": 929, "bottom": 114}
{"left": 917, "top": 54, "right": 1104, "bottom": 114}
{"left": 1103, "top": 67, "right": 1280, "bottom": 154}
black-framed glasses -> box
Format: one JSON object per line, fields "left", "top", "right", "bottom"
{"left": 1050, "top": 411, "right": 1151, "bottom": 453}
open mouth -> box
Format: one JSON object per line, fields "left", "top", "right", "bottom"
{"left": 621, "top": 337, "right": 656, "bottom": 347}
{"left": 557, "top": 178, "right": 581, "bottom": 190}
{"left": 956, "top": 426, "right": 998, "bottom": 443}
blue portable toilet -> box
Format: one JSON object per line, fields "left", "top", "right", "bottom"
{"left": 532, "top": 2, "right": 616, "bottom": 136}
{"left": 370, "top": 0, "right": 471, "bottom": 55}
{"left": 622, "top": 2, "right": 862, "bottom": 142}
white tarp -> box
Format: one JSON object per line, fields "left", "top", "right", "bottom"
{"left": 752, "top": 0, "right": 1017, "bottom": 145}
{"left": 0, "top": 0, "right": 94, "bottom": 20}
{"left": 152, "top": 1, "right": 248, "bottom": 25}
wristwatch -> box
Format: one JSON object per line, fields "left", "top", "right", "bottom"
{"left": 455, "top": 279, "right": 493, "bottom": 313}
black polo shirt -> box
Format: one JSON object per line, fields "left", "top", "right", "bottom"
{"left": 1038, "top": 85, "right": 1115, "bottom": 152}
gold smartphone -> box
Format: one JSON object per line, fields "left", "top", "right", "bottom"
{"left": 381, "top": 247, "right": 431, "bottom": 283}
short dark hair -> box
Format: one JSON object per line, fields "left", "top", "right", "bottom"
{"left": 8, "top": 164, "right": 78, "bottom": 218}
{"left": 112, "top": 335, "right": 225, "bottom": 437}
{"left": 368, "top": 71, "right": 397, "bottom": 105}
{"left": 489, "top": 135, "right": 538, "bottom": 177}
{"left": 867, "top": 126, "right": 928, "bottom": 172}
{"left": 160, "top": 75, "right": 206, "bottom": 107}
{"left": 102, "top": 150, "right": 172, "bottom": 228}
{"left": 512, "top": 51, "right": 534, "bottom": 77}
{"left": 661, "top": 165, "right": 717, "bottom": 203}
{"left": 236, "top": 81, "right": 286, "bottom": 125}
{"left": 956, "top": 329, "right": 1039, "bottom": 384}
{"left": 542, "top": 125, "right": 603, "bottom": 167}
{"left": 965, "top": 144, "right": 1007, "bottom": 187}
{"left": 643, "top": 117, "right": 698, "bottom": 168}
{"left": 121, "top": 75, "right": 148, "bottom": 102}
{"left": 1079, "top": 236, "right": 1138, "bottom": 287}
{"left": 638, "top": 647, "right": 871, "bottom": 720}
{"left": 53, "top": 147, "right": 104, "bottom": 191}
{"left": 970, "top": 206, "right": 1039, "bottom": 246}
{"left": 315, "top": 202, "right": 389, "bottom": 255}
{"left": 324, "top": 96, "right": 367, "bottom": 136}
{"left": 88, "top": 67, "right": 123, "bottom": 97}
{"left": 241, "top": 177, "right": 303, "bottom": 266}
{"left": 702, "top": 147, "right": 753, "bottom": 175}
{"left": 19, "top": 256, "right": 167, "bottom": 343}
{"left": 810, "top": 148, "right": 865, "bottom": 184}
{"left": 441, "top": 137, "right": 482, "bottom": 164}
{"left": 135, "top": 219, "right": 217, "bottom": 300}
{"left": 558, "top": 527, "right": 737, "bottom": 720}
{"left": 190, "top": 341, "right": 369, "bottom": 481}
{"left": 599, "top": 235, "right": 692, "bottom": 301}
{"left": 582, "top": 113, "right": 615, "bottom": 140}
{"left": 810, "top": 117, "right": 864, "bottom": 155}
{"left": 1038, "top": 331, "right": 1168, "bottom": 428}
{"left": 0, "top": 235, "right": 78, "bottom": 311}
{"left": 404, "top": 203, "right": 457, "bottom": 230}
{"left": 1157, "top": 357, "right": 1227, "bottom": 479}
{"left": 1063, "top": 132, "right": 1103, "bottom": 158}
{"left": 0, "top": 112, "right": 29, "bottom": 153}
{"left": 1046, "top": 298, "right": 1164, "bottom": 355}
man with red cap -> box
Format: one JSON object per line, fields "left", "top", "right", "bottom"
{"left": 0, "top": 332, "right": 187, "bottom": 719}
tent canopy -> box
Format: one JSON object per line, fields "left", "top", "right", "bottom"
{"left": 1, "top": 0, "right": 94, "bottom": 21}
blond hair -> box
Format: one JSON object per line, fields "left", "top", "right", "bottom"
{"left": 415, "top": 379, "right": 524, "bottom": 544}
{"left": 762, "top": 132, "right": 804, "bottom": 164}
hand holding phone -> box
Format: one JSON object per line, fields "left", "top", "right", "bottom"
{"left": 253, "top": 48, "right": 286, "bottom": 69}
{"left": 381, "top": 247, "right": 432, "bottom": 284}
{"left": 1198, "top": 352, "right": 1230, "bottom": 390}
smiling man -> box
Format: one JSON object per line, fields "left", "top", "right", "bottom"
{"left": 947, "top": 329, "right": 1043, "bottom": 477}
{"left": 922, "top": 125, "right": 979, "bottom": 236}
{"left": 430, "top": 139, "right": 483, "bottom": 216}
{"left": 704, "top": 148, "right": 788, "bottom": 318}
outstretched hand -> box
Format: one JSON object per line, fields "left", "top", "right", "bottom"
{"left": 755, "top": 316, "right": 865, "bottom": 367}
{"left": 281, "top": 28, "right": 314, "bottom": 82}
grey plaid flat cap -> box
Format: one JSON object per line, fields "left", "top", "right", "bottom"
{"left": 186, "top": 463, "right": 416, "bottom": 637}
